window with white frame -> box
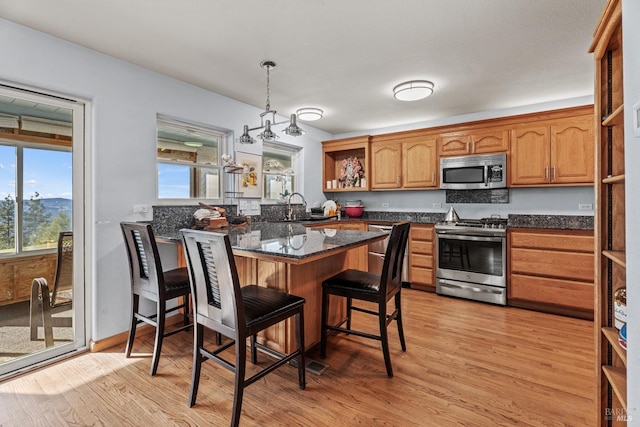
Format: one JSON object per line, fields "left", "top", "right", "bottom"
{"left": 156, "top": 116, "right": 225, "bottom": 201}
{"left": 262, "top": 142, "right": 300, "bottom": 200}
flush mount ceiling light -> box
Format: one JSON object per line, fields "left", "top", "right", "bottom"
{"left": 393, "top": 80, "right": 434, "bottom": 101}
{"left": 296, "top": 107, "right": 323, "bottom": 121}
{"left": 239, "top": 60, "right": 310, "bottom": 143}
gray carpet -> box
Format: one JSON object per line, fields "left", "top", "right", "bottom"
{"left": 0, "top": 300, "right": 73, "bottom": 363}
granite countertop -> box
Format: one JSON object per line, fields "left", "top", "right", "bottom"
{"left": 156, "top": 222, "right": 386, "bottom": 262}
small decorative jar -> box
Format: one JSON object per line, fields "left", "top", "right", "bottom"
{"left": 614, "top": 286, "right": 627, "bottom": 330}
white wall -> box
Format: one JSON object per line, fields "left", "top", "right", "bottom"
{"left": 0, "top": 18, "right": 331, "bottom": 341}
{"left": 623, "top": 0, "right": 639, "bottom": 421}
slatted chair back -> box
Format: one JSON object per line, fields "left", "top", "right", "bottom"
{"left": 121, "top": 223, "right": 166, "bottom": 303}
{"left": 50, "top": 231, "right": 73, "bottom": 306}
{"left": 181, "top": 229, "right": 244, "bottom": 338}
{"left": 380, "top": 221, "right": 411, "bottom": 300}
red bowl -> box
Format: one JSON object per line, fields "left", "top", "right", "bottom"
{"left": 344, "top": 205, "right": 364, "bottom": 218}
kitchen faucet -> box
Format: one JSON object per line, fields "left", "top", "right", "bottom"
{"left": 286, "top": 192, "right": 307, "bottom": 221}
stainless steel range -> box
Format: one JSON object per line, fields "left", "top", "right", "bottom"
{"left": 435, "top": 216, "right": 507, "bottom": 305}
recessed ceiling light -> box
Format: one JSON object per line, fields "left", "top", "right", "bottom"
{"left": 393, "top": 80, "right": 434, "bottom": 101}
{"left": 296, "top": 107, "right": 324, "bottom": 121}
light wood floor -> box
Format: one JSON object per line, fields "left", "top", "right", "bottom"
{"left": 0, "top": 289, "right": 595, "bottom": 426}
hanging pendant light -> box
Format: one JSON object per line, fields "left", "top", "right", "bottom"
{"left": 257, "top": 119, "right": 279, "bottom": 141}
{"left": 238, "top": 60, "right": 320, "bottom": 143}
{"left": 283, "top": 114, "right": 305, "bottom": 136}
{"left": 238, "top": 125, "right": 256, "bottom": 144}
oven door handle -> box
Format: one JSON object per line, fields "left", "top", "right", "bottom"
{"left": 435, "top": 233, "right": 503, "bottom": 243}
{"left": 439, "top": 279, "right": 503, "bottom": 295}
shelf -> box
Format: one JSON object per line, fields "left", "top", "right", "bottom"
{"left": 602, "top": 104, "right": 624, "bottom": 127}
{"left": 602, "top": 174, "right": 625, "bottom": 184}
{"left": 223, "top": 165, "right": 245, "bottom": 174}
{"left": 602, "top": 250, "right": 626, "bottom": 268}
{"left": 603, "top": 366, "right": 627, "bottom": 410}
{"left": 602, "top": 327, "right": 627, "bottom": 366}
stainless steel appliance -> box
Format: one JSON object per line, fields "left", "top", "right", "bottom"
{"left": 368, "top": 224, "right": 409, "bottom": 285}
{"left": 440, "top": 153, "right": 507, "bottom": 190}
{"left": 435, "top": 217, "right": 507, "bottom": 305}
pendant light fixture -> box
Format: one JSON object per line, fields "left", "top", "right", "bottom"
{"left": 239, "top": 60, "right": 314, "bottom": 143}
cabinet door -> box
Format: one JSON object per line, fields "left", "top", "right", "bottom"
{"left": 371, "top": 141, "right": 402, "bottom": 189}
{"left": 472, "top": 129, "right": 509, "bottom": 154}
{"left": 439, "top": 133, "right": 470, "bottom": 156}
{"left": 402, "top": 138, "right": 437, "bottom": 188}
{"left": 510, "top": 125, "right": 550, "bottom": 185}
{"left": 550, "top": 116, "right": 594, "bottom": 184}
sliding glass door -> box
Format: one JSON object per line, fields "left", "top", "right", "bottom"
{"left": 0, "top": 85, "right": 86, "bottom": 377}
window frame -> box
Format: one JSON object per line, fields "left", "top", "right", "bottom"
{"left": 0, "top": 138, "right": 73, "bottom": 258}
{"left": 262, "top": 141, "right": 301, "bottom": 201}
{"left": 156, "top": 115, "right": 227, "bottom": 204}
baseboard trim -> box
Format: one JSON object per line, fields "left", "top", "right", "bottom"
{"left": 89, "top": 315, "right": 185, "bottom": 352}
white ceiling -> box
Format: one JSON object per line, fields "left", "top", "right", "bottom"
{"left": 0, "top": 0, "right": 606, "bottom": 135}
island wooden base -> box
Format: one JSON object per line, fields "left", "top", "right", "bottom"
{"left": 235, "top": 251, "right": 351, "bottom": 353}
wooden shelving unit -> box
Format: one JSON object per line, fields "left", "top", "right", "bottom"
{"left": 590, "top": 0, "right": 627, "bottom": 425}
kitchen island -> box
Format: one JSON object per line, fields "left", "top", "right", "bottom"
{"left": 157, "top": 221, "right": 386, "bottom": 353}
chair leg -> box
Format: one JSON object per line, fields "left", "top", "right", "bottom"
{"left": 346, "top": 297, "right": 352, "bottom": 332}
{"left": 296, "top": 307, "right": 306, "bottom": 390}
{"left": 395, "top": 292, "right": 406, "bottom": 352}
{"left": 150, "top": 300, "right": 166, "bottom": 376}
{"left": 182, "top": 295, "right": 190, "bottom": 326}
{"left": 379, "top": 304, "right": 393, "bottom": 378}
{"left": 320, "top": 288, "right": 329, "bottom": 359}
{"left": 29, "top": 279, "right": 46, "bottom": 342}
{"left": 231, "top": 336, "right": 247, "bottom": 427}
{"left": 125, "top": 294, "right": 139, "bottom": 358}
{"left": 189, "top": 323, "right": 204, "bottom": 407}
{"left": 250, "top": 335, "right": 258, "bottom": 364}
{"left": 42, "top": 299, "right": 54, "bottom": 348}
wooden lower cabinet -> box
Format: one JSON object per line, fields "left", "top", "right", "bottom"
{"left": 508, "top": 228, "right": 594, "bottom": 319}
{"left": 408, "top": 224, "right": 435, "bottom": 291}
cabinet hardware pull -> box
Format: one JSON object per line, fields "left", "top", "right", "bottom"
{"left": 432, "top": 171, "right": 435, "bottom": 183}
{"left": 552, "top": 166, "right": 556, "bottom": 180}
{"left": 545, "top": 166, "right": 548, "bottom": 179}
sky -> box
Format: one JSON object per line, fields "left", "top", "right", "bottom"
{"left": 0, "top": 144, "right": 72, "bottom": 201}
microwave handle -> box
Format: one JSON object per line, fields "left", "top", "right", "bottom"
{"left": 484, "top": 165, "right": 489, "bottom": 187}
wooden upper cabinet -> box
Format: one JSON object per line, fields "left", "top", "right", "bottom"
{"left": 439, "top": 134, "right": 471, "bottom": 156}
{"left": 473, "top": 129, "right": 509, "bottom": 154}
{"left": 370, "top": 132, "right": 438, "bottom": 190}
{"left": 371, "top": 141, "right": 402, "bottom": 189}
{"left": 510, "top": 114, "right": 594, "bottom": 186}
{"left": 439, "top": 128, "right": 509, "bottom": 157}
{"left": 402, "top": 137, "right": 437, "bottom": 188}
{"left": 510, "top": 125, "right": 551, "bottom": 185}
{"left": 551, "top": 116, "right": 594, "bottom": 184}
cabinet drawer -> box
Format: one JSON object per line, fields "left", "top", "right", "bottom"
{"left": 510, "top": 273, "right": 594, "bottom": 311}
{"left": 511, "top": 231, "right": 594, "bottom": 252}
{"left": 410, "top": 241, "right": 433, "bottom": 255}
{"left": 410, "top": 254, "right": 432, "bottom": 269}
{"left": 410, "top": 266, "right": 433, "bottom": 285}
{"left": 410, "top": 226, "right": 433, "bottom": 241}
{"left": 511, "top": 248, "right": 594, "bottom": 282}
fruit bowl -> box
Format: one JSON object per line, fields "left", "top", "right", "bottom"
{"left": 344, "top": 205, "right": 365, "bottom": 218}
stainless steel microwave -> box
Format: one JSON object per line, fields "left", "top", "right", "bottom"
{"left": 440, "top": 153, "right": 507, "bottom": 190}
